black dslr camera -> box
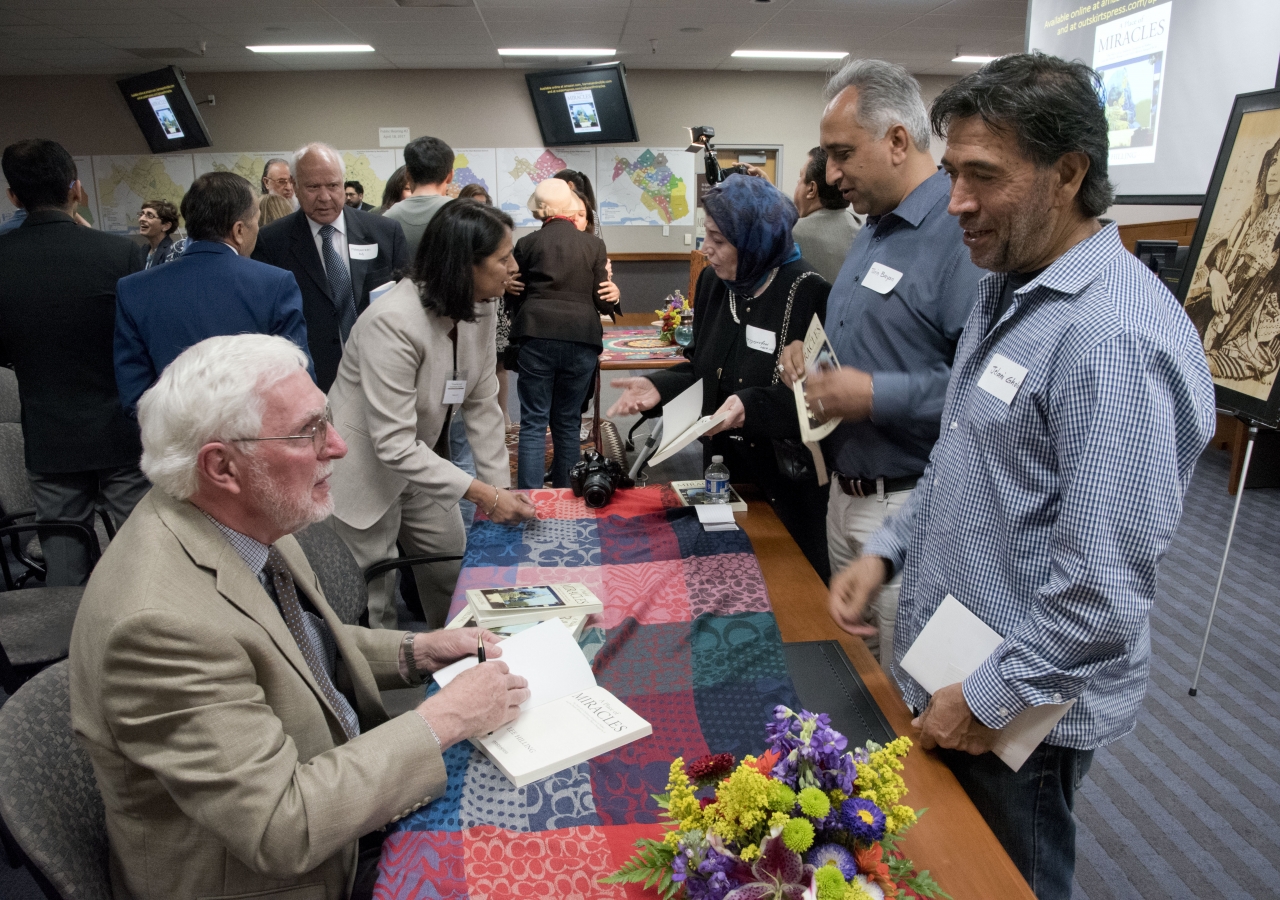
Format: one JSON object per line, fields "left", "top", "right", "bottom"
{"left": 570, "top": 449, "right": 625, "bottom": 509}
{"left": 687, "top": 125, "right": 749, "bottom": 185}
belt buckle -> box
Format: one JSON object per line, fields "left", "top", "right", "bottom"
{"left": 851, "top": 477, "right": 865, "bottom": 498}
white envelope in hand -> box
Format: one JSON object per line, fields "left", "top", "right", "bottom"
{"left": 900, "top": 594, "right": 1074, "bottom": 772}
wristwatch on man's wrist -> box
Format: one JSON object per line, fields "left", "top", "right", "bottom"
{"left": 401, "top": 631, "right": 425, "bottom": 686}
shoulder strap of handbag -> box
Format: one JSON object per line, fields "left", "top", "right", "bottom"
{"left": 771, "top": 271, "right": 820, "bottom": 387}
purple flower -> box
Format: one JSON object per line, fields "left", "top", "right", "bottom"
{"left": 766, "top": 707, "right": 857, "bottom": 794}
{"left": 677, "top": 837, "right": 740, "bottom": 900}
{"left": 840, "top": 797, "right": 886, "bottom": 843}
{"left": 805, "top": 843, "right": 859, "bottom": 880}
{"left": 722, "top": 834, "right": 817, "bottom": 900}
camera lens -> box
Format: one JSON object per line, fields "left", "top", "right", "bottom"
{"left": 582, "top": 473, "right": 613, "bottom": 509}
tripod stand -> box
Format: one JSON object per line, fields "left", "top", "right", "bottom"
{"left": 1188, "top": 416, "right": 1271, "bottom": 696}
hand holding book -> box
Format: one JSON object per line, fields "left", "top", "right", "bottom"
{"left": 411, "top": 627, "right": 503, "bottom": 673}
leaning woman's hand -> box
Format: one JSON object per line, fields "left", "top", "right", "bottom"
{"left": 607, "top": 377, "right": 660, "bottom": 417}
{"left": 491, "top": 490, "right": 537, "bottom": 524}
{"left": 599, "top": 279, "right": 621, "bottom": 304}
{"left": 704, "top": 394, "right": 745, "bottom": 436}
{"left": 465, "top": 480, "right": 538, "bottom": 524}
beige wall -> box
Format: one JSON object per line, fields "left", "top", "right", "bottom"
{"left": 0, "top": 66, "right": 1187, "bottom": 238}
{"left": 2, "top": 68, "right": 845, "bottom": 251}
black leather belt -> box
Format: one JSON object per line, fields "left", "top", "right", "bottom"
{"left": 835, "top": 472, "right": 920, "bottom": 497}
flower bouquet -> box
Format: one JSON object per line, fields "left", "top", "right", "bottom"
{"left": 655, "top": 290, "right": 691, "bottom": 342}
{"left": 602, "top": 706, "right": 948, "bottom": 900}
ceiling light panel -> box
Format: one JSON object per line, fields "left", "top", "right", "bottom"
{"left": 497, "top": 48, "right": 616, "bottom": 56}
{"left": 247, "top": 44, "right": 375, "bottom": 53}
{"left": 731, "top": 49, "right": 848, "bottom": 59}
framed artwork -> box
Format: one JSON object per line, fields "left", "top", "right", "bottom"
{"left": 1179, "top": 88, "right": 1280, "bottom": 427}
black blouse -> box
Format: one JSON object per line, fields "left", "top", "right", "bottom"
{"left": 648, "top": 260, "right": 830, "bottom": 441}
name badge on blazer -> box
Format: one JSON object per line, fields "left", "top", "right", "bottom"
{"left": 349, "top": 243, "right": 379, "bottom": 261}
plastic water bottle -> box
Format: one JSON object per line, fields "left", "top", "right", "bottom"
{"left": 704, "top": 455, "right": 730, "bottom": 504}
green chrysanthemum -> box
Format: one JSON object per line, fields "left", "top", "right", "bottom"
{"left": 781, "top": 816, "right": 815, "bottom": 853}
{"left": 766, "top": 781, "right": 797, "bottom": 812}
{"left": 797, "top": 786, "right": 831, "bottom": 819}
{"left": 814, "top": 864, "right": 848, "bottom": 900}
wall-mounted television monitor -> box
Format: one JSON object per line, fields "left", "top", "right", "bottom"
{"left": 524, "top": 62, "right": 639, "bottom": 145}
{"left": 116, "top": 65, "right": 212, "bottom": 154}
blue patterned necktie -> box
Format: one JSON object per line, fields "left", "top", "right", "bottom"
{"left": 318, "top": 223, "right": 358, "bottom": 342}
{"left": 264, "top": 546, "right": 360, "bottom": 742}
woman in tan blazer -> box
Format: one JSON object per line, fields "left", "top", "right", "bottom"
{"left": 328, "top": 201, "right": 537, "bottom": 629}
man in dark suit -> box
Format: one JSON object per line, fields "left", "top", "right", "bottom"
{"left": 253, "top": 143, "right": 409, "bottom": 390}
{"left": 344, "top": 180, "right": 375, "bottom": 212}
{"left": 0, "top": 139, "right": 149, "bottom": 585}
{"left": 115, "top": 171, "right": 314, "bottom": 415}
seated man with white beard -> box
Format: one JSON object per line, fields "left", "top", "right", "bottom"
{"left": 69, "top": 333, "right": 530, "bottom": 900}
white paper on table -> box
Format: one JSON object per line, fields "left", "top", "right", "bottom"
{"left": 900, "top": 594, "right": 1075, "bottom": 772}
{"left": 432, "top": 618, "right": 595, "bottom": 712}
{"left": 695, "top": 503, "right": 738, "bottom": 531}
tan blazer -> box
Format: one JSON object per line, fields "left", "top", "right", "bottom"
{"left": 69, "top": 490, "right": 447, "bottom": 900}
{"left": 327, "top": 278, "right": 510, "bottom": 531}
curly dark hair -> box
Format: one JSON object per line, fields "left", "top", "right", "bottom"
{"left": 930, "top": 52, "right": 1115, "bottom": 218}
{"left": 141, "top": 198, "right": 180, "bottom": 234}
{"left": 410, "top": 200, "right": 514, "bottom": 322}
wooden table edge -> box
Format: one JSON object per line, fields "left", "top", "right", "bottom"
{"left": 735, "top": 487, "right": 1035, "bottom": 900}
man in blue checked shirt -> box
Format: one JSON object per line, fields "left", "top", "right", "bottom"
{"left": 825, "top": 54, "right": 1216, "bottom": 900}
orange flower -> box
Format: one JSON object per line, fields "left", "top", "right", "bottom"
{"left": 748, "top": 748, "right": 781, "bottom": 776}
{"left": 854, "top": 844, "right": 897, "bottom": 898}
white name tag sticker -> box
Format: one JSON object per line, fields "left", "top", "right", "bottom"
{"left": 349, "top": 243, "right": 379, "bottom": 261}
{"left": 744, "top": 325, "right": 776, "bottom": 354}
{"left": 977, "top": 353, "right": 1028, "bottom": 405}
{"left": 863, "top": 262, "right": 904, "bottom": 295}
{"left": 442, "top": 379, "right": 467, "bottom": 405}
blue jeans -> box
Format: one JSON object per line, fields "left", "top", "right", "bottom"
{"left": 449, "top": 410, "right": 476, "bottom": 526}
{"left": 516, "top": 338, "right": 598, "bottom": 489}
{"left": 938, "top": 743, "right": 1094, "bottom": 900}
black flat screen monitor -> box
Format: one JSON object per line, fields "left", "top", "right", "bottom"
{"left": 524, "top": 63, "right": 639, "bottom": 145}
{"left": 116, "top": 65, "right": 212, "bottom": 153}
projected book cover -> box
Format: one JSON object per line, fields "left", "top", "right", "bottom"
{"left": 1093, "top": 2, "right": 1171, "bottom": 167}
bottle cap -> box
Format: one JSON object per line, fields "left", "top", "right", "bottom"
{"left": 711, "top": 455, "right": 723, "bottom": 463}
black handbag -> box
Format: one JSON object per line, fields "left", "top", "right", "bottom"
{"left": 768, "top": 272, "right": 821, "bottom": 482}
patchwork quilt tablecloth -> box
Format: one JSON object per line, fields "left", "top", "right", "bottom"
{"left": 598, "top": 327, "right": 686, "bottom": 365}
{"left": 374, "top": 486, "right": 802, "bottom": 899}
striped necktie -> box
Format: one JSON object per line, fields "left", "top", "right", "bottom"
{"left": 318, "top": 223, "right": 358, "bottom": 342}
{"left": 263, "top": 546, "right": 360, "bottom": 742}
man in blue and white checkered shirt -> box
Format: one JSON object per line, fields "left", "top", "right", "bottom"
{"left": 825, "top": 54, "right": 1216, "bottom": 900}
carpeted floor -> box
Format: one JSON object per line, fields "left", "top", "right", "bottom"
{"left": 1070, "top": 447, "right": 1280, "bottom": 900}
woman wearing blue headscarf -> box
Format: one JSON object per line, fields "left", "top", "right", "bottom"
{"left": 608, "top": 173, "right": 832, "bottom": 580}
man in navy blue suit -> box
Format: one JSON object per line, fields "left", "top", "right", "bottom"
{"left": 115, "top": 171, "right": 314, "bottom": 414}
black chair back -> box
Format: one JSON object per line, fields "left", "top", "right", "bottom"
{"left": 0, "top": 660, "right": 111, "bottom": 900}
{"left": 293, "top": 521, "right": 368, "bottom": 626}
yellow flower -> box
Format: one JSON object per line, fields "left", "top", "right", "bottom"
{"left": 666, "top": 757, "right": 705, "bottom": 833}
{"left": 854, "top": 737, "right": 915, "bottom": 835}
{"left": 704, "top": 760, "right": 774, "bottom": 845}
{"left": 741, "top": 843, "right": 760, "bottom": 862}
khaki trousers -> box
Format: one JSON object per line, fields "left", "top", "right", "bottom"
{"left": 826, "top": 480, "right": 913, "bottom": 676}
{"left": 330, "top": 485, "right": 465, "bottom": 630}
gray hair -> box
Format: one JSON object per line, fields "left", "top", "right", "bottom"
{"left": 823, "top": 59, "right": 930, "bottom": 151}
{"left": 292, "top": 142, "right": 343, "bottom": 177}
{"left": 138, "top": 334, "right": 311, "bottom": 500}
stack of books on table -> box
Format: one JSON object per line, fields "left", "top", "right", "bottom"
{"left": 445, "top": 583, "right": 603, "bottom": 640}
